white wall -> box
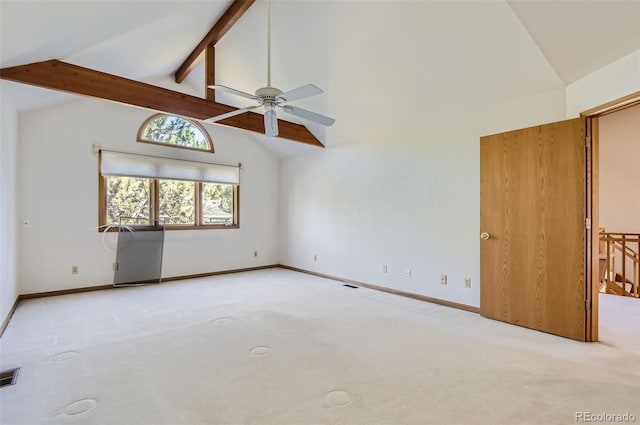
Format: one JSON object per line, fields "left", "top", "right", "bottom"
{"left": 17, "top": 99, "right": 280, "bottom": 294}
{"left": 599, "top": 103, "right": 640, "bottom": 233}
{"left": 0, "top": 89, "right": 19, "bottom": 323}
{"left": 278, "top": 41, "right": 637, "bottom": 309}
{"left": 566, "top": 50, "right": 640, "bottom": 117}
{"left": 279, "top": 89, "right": 566, "bottom": 307}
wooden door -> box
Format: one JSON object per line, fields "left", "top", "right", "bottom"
{"left": 480, "top": 118, "right": 588, "bottom": 341}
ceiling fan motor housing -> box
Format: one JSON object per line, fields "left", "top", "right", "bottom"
{"left": 255, "top": 86, "right": 283, "bottom": 103}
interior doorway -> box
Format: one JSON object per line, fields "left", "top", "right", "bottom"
{"left": 584, "top": 91, "right": 640, "bottom": 341}
{"left": 480, "top": 118, "right": 587, "bottom": 341}
{"left": 478, "top": 91, "right": 639, "bottom": 342}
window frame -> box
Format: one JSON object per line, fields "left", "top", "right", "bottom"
{"left": 99, "top": 176, "right": 239, "bottom": 231}
{"left": 137, "top": 113, "right": 214, "bottom": 153}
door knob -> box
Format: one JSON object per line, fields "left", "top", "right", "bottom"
{"left": 480, "top": 232, "right": 491, "bottom": 240}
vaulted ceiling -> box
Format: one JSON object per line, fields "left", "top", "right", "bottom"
{"left": 1, "top": 0, "right": 639, "bottom": 155}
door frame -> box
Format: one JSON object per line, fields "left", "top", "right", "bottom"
{"left": 581, "top": 91, "right": 640, "bottom": 342}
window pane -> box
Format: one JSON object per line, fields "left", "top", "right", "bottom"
{"left": 140, "top": 115, "right": 211, "bottom": 151}
{"left": 202, "top": 183, "right": 234, "bottom": 225}
{"left": 159, "top": 179, "right": 195, "bottom": 225}
{"left": 106, "top": 176, "right": 151, "bottom": 225}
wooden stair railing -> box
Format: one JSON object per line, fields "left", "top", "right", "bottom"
{"left": 600, "top": 232, "right": 640, "bottom": 298}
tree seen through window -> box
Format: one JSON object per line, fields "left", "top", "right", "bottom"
{"left": 103, "top": 176, "right": 236, "bottom": 228}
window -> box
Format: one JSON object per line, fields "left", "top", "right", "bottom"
{"left": 105, "top": 176, "right": 152, "bottom": 225}
{"left": 159, "top": 179, "right": 196, "bottom": 225}
{"left": 99, "top": 151, "right": 239, "bottom": 230}
{"left": 202, "top": 182, "right": 235, "bottom": 225}
{"left": 137, "top": 114, "right": 213, "bottom": 153}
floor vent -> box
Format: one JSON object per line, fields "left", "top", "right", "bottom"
{"left": 0, "top": 368, "right": 19, "bottom": 388}
{"left": 343, "top": 284, "right": 359, "bottom": 289}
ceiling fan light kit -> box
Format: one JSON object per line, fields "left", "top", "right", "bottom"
{"left": 205, "top": 0, "right": 334, "bottom": 137}
{"left": 264, "top": 104, "right": 278, "bottom": 137}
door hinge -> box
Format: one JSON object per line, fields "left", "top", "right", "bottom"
{"left": 585, "top": 218, "right": 592, "bottom": 229}
{"left": 585, "top": 299, "right": 592, "bottom": 310}
{"left": 585, "top": 134, "right": 591, "bottom": 148}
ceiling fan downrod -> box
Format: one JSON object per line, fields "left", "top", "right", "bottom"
{"left": 204, "top": 0, "right": 335, "bottom": 136}
{"left": 267, "top": 0, "right": 272, "bottom": 88}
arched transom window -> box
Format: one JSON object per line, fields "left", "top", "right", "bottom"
{"left": 137, "top": 113, "right": 213, "bottom": 153}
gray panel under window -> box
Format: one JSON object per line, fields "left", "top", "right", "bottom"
{"left": 113, "top": 225, "right": 164, "bottom": 286}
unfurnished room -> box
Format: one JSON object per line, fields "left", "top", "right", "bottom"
{"left": 0, "top": 1, "right": 639, "bottom": 424}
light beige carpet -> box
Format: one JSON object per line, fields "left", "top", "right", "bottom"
{"left": 1, "top": 268, "right": 638, "bottom": 425}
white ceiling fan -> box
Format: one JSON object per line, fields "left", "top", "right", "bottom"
{"left": 205, "top": 0, "right": 335, "bottom": 137}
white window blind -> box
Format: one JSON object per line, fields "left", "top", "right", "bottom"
{"left": 100, "top": 151, "right": 240, "bottom": 184}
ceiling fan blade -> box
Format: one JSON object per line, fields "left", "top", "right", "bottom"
{"left": 204, "top": 105, "right": 260, "bottom": 123}
{"left": 280, "top": 105, "right": 335, "bottom": 127}
{"left": 276, "top": 84, "right": 323, "bottom": 103}
{"left": 208, "top": 85, "right": 257, "bottom": 100}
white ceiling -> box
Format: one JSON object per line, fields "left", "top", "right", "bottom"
{"left": 507, "top": 0, "right": 640, "bottom": 84}
{"left": 1, "top": 0, "right": 639, "bottom": 156}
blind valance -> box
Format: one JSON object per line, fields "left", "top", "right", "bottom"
{"left": 100, "top": 151, "right": 240, "bottom": 184}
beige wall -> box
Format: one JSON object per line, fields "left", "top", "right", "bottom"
{"left": 599, "top": 103, "right": 640, "bottom": 233}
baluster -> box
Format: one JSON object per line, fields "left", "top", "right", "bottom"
{"left": 636, "top": 239, "right": 639, "bottom": 297}
{"left": 622, "top": 235, "right": 627, "bottom": 296}
{"left": 606, "top": 235, "right": 611, "bottom": 288}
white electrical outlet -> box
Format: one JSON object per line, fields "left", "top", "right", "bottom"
{"left": 22, "top": 219, "right": 31, "bottom": 228}
{"left": 440, "top": 274, "right": 448, "bottom": 284}
{"left": 465, "top": 278, "right": 472, "bottom": 288}
{"left": 405, "top": 269, "right": 412, "bottom": 278}
{"left": 71, "top": 265, "right": 79, "bottom": 275}
{"left": 383, "top": 264, "right": 388, "bottom": 273}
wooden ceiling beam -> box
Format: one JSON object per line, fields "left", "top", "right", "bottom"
{"left": 174, "top": 0, "right": 255, "bottom": 84}
{"left": 205, "top": 45, "right": 216, "bottom": 102}
{"left": 0, "top": 60, "right": 324, "bottom": 147}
